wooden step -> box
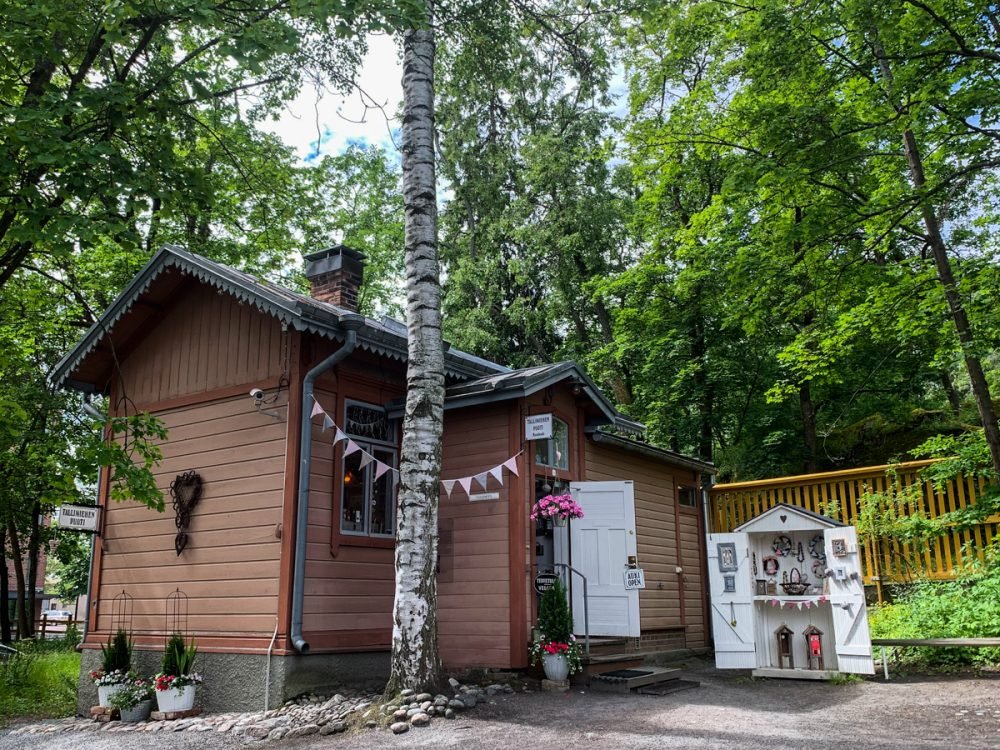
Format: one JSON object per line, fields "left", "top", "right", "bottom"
{"left": 589, "top": 666, "right": 683, "bottom": 694}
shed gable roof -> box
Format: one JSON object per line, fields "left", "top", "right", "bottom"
{"left": 733, "top": 503, "right": 846, "bottom": 533}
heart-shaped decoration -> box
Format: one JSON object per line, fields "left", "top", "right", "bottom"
{"left": 780, "top": 514, "right": 787, "bottom": 523}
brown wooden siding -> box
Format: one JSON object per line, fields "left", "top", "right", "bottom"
{"left": 92, "top": 393, "right": 286, "bottom": 641}
{"left": 438, "top": 403, "right": 513, "bottom": 669}
{"left": 584, "top": 440, "right": 707, "bottom": 648}
{"left": 118, "top": 286, "right": 288, "bottom": 407}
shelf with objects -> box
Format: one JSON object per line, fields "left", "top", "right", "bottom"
{"left": 706, "top": 503, "right": 874, "bottom": 680}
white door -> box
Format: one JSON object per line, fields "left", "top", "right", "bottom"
{"left": 824, "top": 527, "right": 875, "bottom": 674}
{"left": 560, "top": 481, "right": 640, "bottom": 637}
{"left": 706, "top": 532, "right": 757, "bottom": 669}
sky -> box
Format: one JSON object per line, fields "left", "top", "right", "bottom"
{"left": 261, "top": 34, "right": 404, "bottom": 162}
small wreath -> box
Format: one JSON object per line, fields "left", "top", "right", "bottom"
{"left": 763, "top": 555, "right": 780, "bottom": 576}
{"left": 811, "top": 559, "right": 826, "bottom": 579}
{"left": 808, "top": 534, "right": 826, "bottom": 562}
{"left": 771, "top": 535, "right": 792, "bottom": 557}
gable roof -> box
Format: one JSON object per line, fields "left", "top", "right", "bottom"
{"left": 733, "top": 502, "right": 846, "bottom": 533}
{"left": 50, "top": 245, "right": 509, "bottom": 391}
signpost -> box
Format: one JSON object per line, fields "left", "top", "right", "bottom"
{"left": 525, "top": 414, "right": 553, "bottom": 440}
{"left": 57, "top": 504, "right": 100, "bottom": 533}
{"left": 623, "top": 568, "right": 646, "bottom": 590}
{"left": 533, "top": 571, "right": 560, "bottom": 595}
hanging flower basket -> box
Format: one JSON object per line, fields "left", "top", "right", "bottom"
{"left": 530, "top": 494, "right": 584, "bottom": 525}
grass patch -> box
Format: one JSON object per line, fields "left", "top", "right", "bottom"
{"left": 0, "top": 640, "right": 80, "bottom": 727}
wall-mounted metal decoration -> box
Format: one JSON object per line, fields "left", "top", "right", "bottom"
{"left": 717, "top": 542, "right": 738, "bottom": 572}
{"left": 170, "top": 471, "right": 203, "bottom": 555}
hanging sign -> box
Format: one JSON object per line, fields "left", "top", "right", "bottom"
{"left": 525, "top": 414, "right": 553, "bottom": 440}
{"left": 533, "top": 572, "right": 560, "bottom": 594}
{"left": 623, "top": 568, "right": 646, "bottom": 590}
{"left": 57, "top": 504, "right": 100, "bottom": 533}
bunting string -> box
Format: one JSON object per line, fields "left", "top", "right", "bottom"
{"left": 310, "top": 397, "right": 522, "bottom": 499}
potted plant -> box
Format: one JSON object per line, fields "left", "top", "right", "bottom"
{"left": 530, "top": 578, "right": 583, "bottom": 681}
{"left": 155, "top": 633, "right": 202, "bottom": 712}
{"left": 530, "top": 494, "right": 584, "bottom": 527}
{"left": 91, "top": 628, "right": 133, "bottom": 706}
{"left": 110, "top": 677, "right": 154, "bottom": 722}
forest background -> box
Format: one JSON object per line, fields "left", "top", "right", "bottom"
{"left": 2, "top": 0, "right": 1000, "bottom": 642}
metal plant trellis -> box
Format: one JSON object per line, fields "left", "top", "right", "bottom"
{"left": 165, "top": 588, "right": 190, "bottom": 639}
{"left": 110, "top": 589, "right": 134, "bottom": 634}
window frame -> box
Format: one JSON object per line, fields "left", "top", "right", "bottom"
{"left": 339, "top": 400, "right": 399, "bottom": 539}
{"left": 534, "top": 416, "right": 570, "bottom": 471}
{"left": 677, "top": 484, "right": 700, "bottom": 513}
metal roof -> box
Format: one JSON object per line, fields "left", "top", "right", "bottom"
{"left": 50, "top": 244, "right": 509, "bottom": 390}
{"left": 589, "top": 431, "right": 715, "bottom": 474}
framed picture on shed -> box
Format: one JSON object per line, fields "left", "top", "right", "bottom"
{"left": 717, "top": 542, "right": 738, "bottom": 572}
{"left": 831, "top": 538, "right": 848, "bottom": 557}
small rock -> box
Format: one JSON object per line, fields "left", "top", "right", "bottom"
{"left": 400, "top": 689, "right": 415, "bottom": 698}
{"left": 287, "top": 724, "right": 319, "bottom": 738}
{"left": 268, "top": 728, "right": 288, "bottom": 741}
{"left": 427, "top": 707, "right": 436, "bottom": 716}
{"left": 391, "top": 722, "right": 410, "bottom": 734}
{"left": 462, "top": 695, "right": 477, "bottom": 708}
{"left": 445, "top": 709, "right": 456, "bottom": 719}
{"left": 243, "top": 725, "right": 270, "bottom": 740}
{"left": 410, "top": 713, "right": 431, "bottom": 727}
{"left": 420, "top": 701, "right": 432, "bottom": 711}
{"left": 448, "top": 677, "right": 461, "bottom": 690}
{"left": 385, "top": 704, "right": 399, "bottom": 714}
{"left": 366, "top": 720, "right": 377, "bottom": 728}
{"left": 393, "top": 709, "right": 409, "bottom": 721}
{"left": 416, "top": 692, "right": 433, "bottom": 702}
{"left": 448, "top": 699, "right": 465, "bottom": 710}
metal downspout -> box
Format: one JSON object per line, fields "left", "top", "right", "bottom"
{"left": 290, "top": 318, "right": 362, "bottom": 653}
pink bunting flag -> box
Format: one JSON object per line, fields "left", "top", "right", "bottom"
{"left": 441, "top": 479, "right": 457, "bottom": 497}
{"left": 374, "top": 461, "right": 391, "bottom": 481}
{"left": 358, "top": 452, "right": 374, "bottom": 470}
{"left": 473, "top": 472, "right": 489, "bottom": 490}
{"left": 333, "top": 428, "right": 348, "bottom": 444}
{"left": 488, "top": 465, "right": 505, "bottom": 485}
{"left": 343, "top": 440, "right": 360, "bottom": 456}
{"left": 310, "top": 399, "right": 325, "bottom": 418}
{"left": 322, "top": 414, "right": 334, "bottom": 432}
{"left": 458, "top": 477, "right": 473, "bottom": 496}
{"left": 502, "top": 456, "right": 520, "bottom": 476}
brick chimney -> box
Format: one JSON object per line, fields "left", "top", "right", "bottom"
{"left": 303, "top": 245, "right": 366, "bottom": 311}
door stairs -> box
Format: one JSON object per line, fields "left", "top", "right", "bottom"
{"left": 578, "top": 637, "right": 702, "bottom": 695}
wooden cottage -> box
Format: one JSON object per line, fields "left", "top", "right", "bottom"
{"left": 54, "top": 245, "right": 714, "bottom": 711}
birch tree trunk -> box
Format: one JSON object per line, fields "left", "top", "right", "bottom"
{"left": 387, "top": 0, "right": 444, "bottom": 694}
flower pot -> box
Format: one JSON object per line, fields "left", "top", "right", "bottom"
{"left": 553, "top": 515, "right": 567, "bottom": 527}
{"left": 542, "top": 652, "right": 570, "bottom": 681}
{"left": 156, "top": 685, "right": 196, "bottom": 712}
{"left": 97, "top": 683, "right": 125, "bottom": 707}
{"left": 120, "top": 699, "right": 152, "bottom": 723}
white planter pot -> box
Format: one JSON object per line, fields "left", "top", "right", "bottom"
{"left": 155, "top": 685, "right": 196, "bottom": 712}
{"left": 97, "top": 683, "right": 125, "bottom": 707}
{"left": 120, "top": 699, "right": 152, "bottom": 723}
{"left": 542, "top": 652, "right": 570, "bottom": 681}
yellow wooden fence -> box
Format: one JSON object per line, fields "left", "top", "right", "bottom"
{"left": 709, "top": 460, "right": 999, "bottom": 593}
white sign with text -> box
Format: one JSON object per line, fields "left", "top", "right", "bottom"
{"left": 623, "top": 568, "right": 646, "bottom": 590}
{"left": 525, "top": 413, "right": 553, "bottom": 440}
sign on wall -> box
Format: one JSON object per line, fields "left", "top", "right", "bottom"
{"left": 57, "top": 504, "right": 100, "bottom": 533}
{"left": 623, "top": 568, "right": 646, "bottom": 590}
{"left": 533, "top": 572, "right": 560, "bottom": 594}
{"left": 525, "top": 413, "right": 553, "bottom": 440}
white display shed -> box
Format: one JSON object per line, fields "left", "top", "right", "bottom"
{"left": 707, "top": 504, "right": 875, "bottom": 679}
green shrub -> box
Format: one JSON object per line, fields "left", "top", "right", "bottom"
{"left": 101, "top": 628, "right": 133, "bottom": 674}
{"left": 536, "top": 578, "right": 573, "bottom": 644}
{"left": 870, "top": 544, "right": 1000, "bottom": 669}
{"left": 161, "top": 632, "right": 197, "bottom": 676}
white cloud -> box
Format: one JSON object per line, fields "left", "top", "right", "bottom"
{"left": 262, "top": 33, "right": 403, "bottom": 162}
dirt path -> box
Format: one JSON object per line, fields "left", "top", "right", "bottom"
{"left": 3, "top": 659, "right": 998, "bottom": 749}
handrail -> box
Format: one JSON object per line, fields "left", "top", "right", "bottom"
{"left": 711, "top": 460, "right": 938, "bottom": 491}
{"left": 552, "top": 563, "right": 590, "bottom": 659}
{"left": 873, "top": 637, "right": 1000, "bottom": 680}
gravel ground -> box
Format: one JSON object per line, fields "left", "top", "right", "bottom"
{"left": 3, "top": 658, "right": 998, "bottom": 750}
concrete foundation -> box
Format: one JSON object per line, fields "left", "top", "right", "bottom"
{"left": 77, "top": 648, "right": 390, "bottom": 716}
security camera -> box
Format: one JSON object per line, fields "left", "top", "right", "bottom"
{"left": 249, "top": 387, "right": 265, "bottom": 401}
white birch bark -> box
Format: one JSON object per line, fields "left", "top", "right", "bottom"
{"left": 388, "top": 0, "right": 444, "bottom": 693}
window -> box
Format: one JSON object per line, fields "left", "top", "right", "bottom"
{"left": 678, "top": 485, "right": 698, "bottom": 508}
{"left": 340, "top": 402, "right": 397, "bottom": 537}
{"left": 534, "top": 417, "right": 569, "bottom": 470}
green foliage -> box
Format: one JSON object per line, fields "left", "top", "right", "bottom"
{"left": 869, "top": 547, "right": 1000, "bottom": 669}
{"left": 536, "top": 578, "right": 573, "bottom": 645}
{"left": 161, "top": 632, "right": 197, "bottom": 676}
{"left": 100, "top": 628, "right": 133, "bottom": 675}
{"left": 0, "top": 647, "right": 79, "bottom": 726}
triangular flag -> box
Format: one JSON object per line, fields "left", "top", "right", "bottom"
{"left": 502, "top": 456, "right": 520, "bottom": 476}
{"left": 441, "top": 479, "right": 457, "bottom": 497}
{"left": 358, "top": 451, "right": 374, "bottom": 470}
{"left": 322, "top": 414, "right": 334, "bottom": 432}
{"left": 488, "top": 465, "right": 504, "bottom": 485}
{"left": 458, "top": 477, "right": 473, "bottom": 495}
{"left": 310, "top": 400, "right": 324, "bottom": 418}
{"left": 797, "top": 602, "right": 803, "bottom": 611}
{"left": 333, "top": 427, "right": 348, "bottom": 445}
{"left": 374, "top": 461, "right": 390, "bottom": 481}
{"left": 473, "top": 472, "right": 489, "bottom": 490}
{"left": 344, "top": 440, "right": 360, "bottom": 456}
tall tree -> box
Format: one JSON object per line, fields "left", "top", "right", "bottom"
{"left": 387, "top": 0, "right": 444, "bottom": 692}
